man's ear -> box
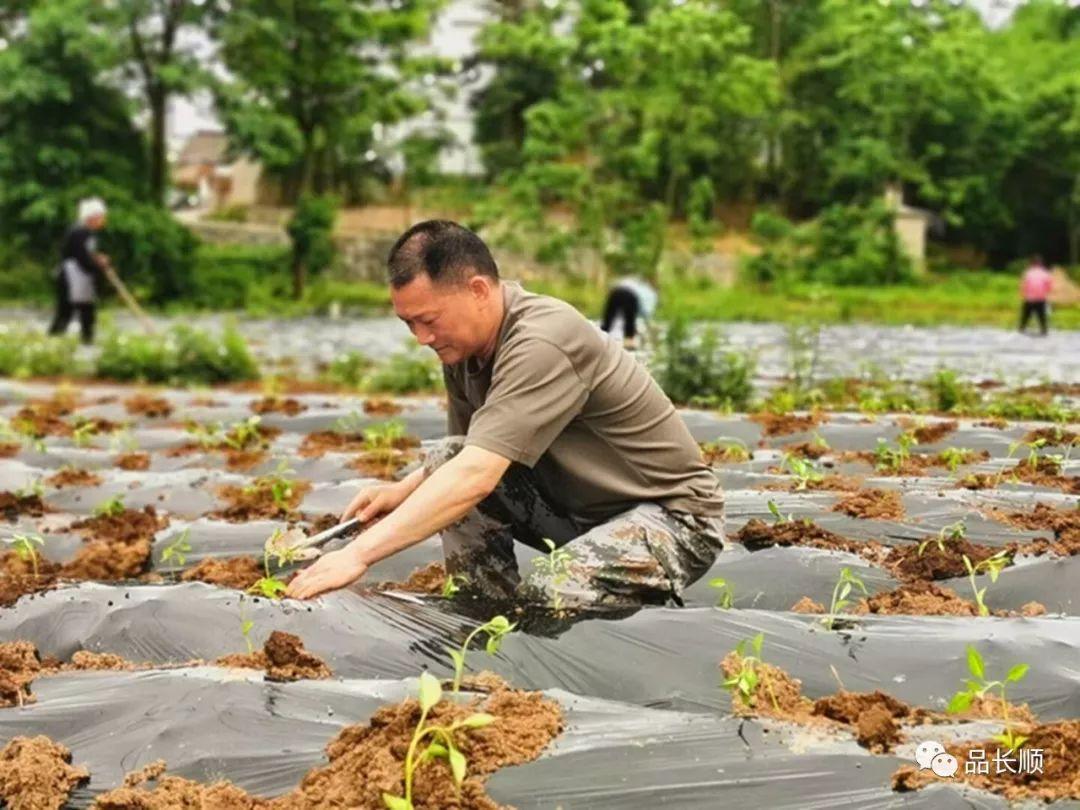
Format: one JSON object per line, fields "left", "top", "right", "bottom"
{"left": 468, "top": 273, "right": 496, "bottom": 304}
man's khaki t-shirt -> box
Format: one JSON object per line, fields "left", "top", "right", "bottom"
{"left": 443, "top": 282, "right": 724, "bottom": 523}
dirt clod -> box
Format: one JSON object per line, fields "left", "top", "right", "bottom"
{"left": 250, "top": 396, "right": 307, "bottom": 416}
{"left": 0, "top": 491, "right": 48, "bottom": 521}
{"left": 115, "top": 452, "right": 151, "bottom": 471}
{"left": 46, "top": 467, "right": 103, "bottom": 488}
{"left": 831, "top": 489, "right": 906, "bottom": 520}
{"left": 0, "top": 736, "right": 90, "bottom": 810}
{"left": 124, "top": 394, "right": 173, "bottom": 418}
{"left": 750, "top": 411, "right": 825, "bottom": 437}
{"left": 180, "top": 556, "right": 263, "bottom": 590}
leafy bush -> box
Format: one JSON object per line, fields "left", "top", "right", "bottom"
{"left": 323, "top": 350, "right": 374, "bottom": 388}
{"left": 287, "top": 194, "right": 339, "bottom": 297}
{"left": 207, "top": 205, "right": 250, "bottom": 223}
{"left": 926, "top": 368, "right": 978, "bottom": 412}
{"left": 187, "top": 243, "right": 290, "bottom": 310}
{"left": 651, "top": 318, "right": 755, "bottom": 409}
{"left": 102, "top": 200, "right": 198, "bottom": 305}
{"left": 742, "top": 202, "right": 915, "bottom": 287}
{"left": 95, "top": 324, "right": 259, "bottom": 384}
{"left": 364, "top": 350, "right": 444, "bottom": 395}
{"left": 0, "top": 328, "right": 78, "bottom": 378}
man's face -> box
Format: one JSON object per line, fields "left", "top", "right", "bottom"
{"left": 391, "top": 273, "right": 494, "bottom": 365}
{"left": 87, "top": 214, "right": 106, "bottom": 231}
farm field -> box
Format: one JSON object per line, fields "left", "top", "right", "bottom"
{"left": 0, "top": 324, "right": 1078, "bottom": 808}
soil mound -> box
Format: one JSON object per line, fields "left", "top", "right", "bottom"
{"left": 363, "top": 398, "right": 403, "bottom": 416}
{"left": 750, "top": 411, "right": 825, "bottom": 437}
{"left": 250, "top": 397, "right": 307, "bottom": 416}
{"left": 114, "top": 452, "right": 150, "bottom": 471}
{"left": 180, "top": 556, "right": 263, "bottom": 590}
{"left": 46, "top": 467, "right": 103, "bottom": 488}
{"left": 210, "top": 479, "right": 311, "bottom": 522}
{"left": 0, "top": 736, "right": 89, "bottom": 810}
{"left": 70, "top": 506, "right": 168, "bottom": 544}
{"left": 0, "top": 491, "right": 48, "bottom": 520}
{"left": 831, "top": 489, "right": 905, "bottom": 520}
{"left": 123, "top": 394, "right": 173, "bottom": 418}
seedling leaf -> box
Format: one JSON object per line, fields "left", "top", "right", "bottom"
{"left": 418, "top": 671, "right": 441, "bottom": 712}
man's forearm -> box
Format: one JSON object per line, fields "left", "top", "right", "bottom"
{"left": 342, "top": 457, "right": 488, "bottom": 567}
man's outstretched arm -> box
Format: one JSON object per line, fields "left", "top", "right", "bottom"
{"left": 285, "top": 445, "right": 510, "bottom": 599}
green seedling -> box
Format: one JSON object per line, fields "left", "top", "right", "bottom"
{"left": 108, "top": 427, "right": 139, "bottom": 454}
{"left": 448, "top": 615, "right": 515, "bottom": 693}
{"left": 918, "top": 519, "right": 966, "bottom": 556}
{"left": 874, "top": 431, "right": 916, "bottom": 472}
{"left": 722, "top": 632, "right": 779, "bottom": 712}
{"left": 247, "top": 537, "right": 291, "bottom": 599}
{"left": 239, "top": 603, "right": 256, "bottom": 654}
{"left": 362, "top": 420, "right": 407, "bottom": 475}
{"left": 781, "top": 453, "right": 824, "bottom": 490}
{"left": 962, "top": 550, "right": 1010, "bottom": 617}
{"left": 530, "top": 538, "right": 574, "bottom": 612}
{"left": 701, "top": 440, "right": 751, "bottom": 463}
{"left": 708, "top": 576, "right": 734, "bottom": 608}
{"left": 766, "top": 499, "right": 793, "bottom": 524}
{"left": 92, "top": 494, "right": 125, "bottom": 518}
{"left": 811, "top": 431, "right": 830, "bottom": 451}
{"left": 223, "top": 415, "right": 265, "bottom": 451}
{"left": 14, "top": 478, "right": 45, "bottom": 499}
{"left": 7, "top": 533, "right": 44, "bottom": 579}
{"left": 939, "top": 446, "right": 973, "bottom": 474}
{"left": 441, "top": 573, "right": 468, "bottom": 598}
{"left": 383, "top": 671, "right": 495, "bottom": 810}
{"left": 185, "top": 420, "right": 224, "bottom": 450}
{"left": 160, "top": 530, "right": 192, "bottom": 567}
{"left": 331, "top": 409, "right": 366, "bottom": 435}
{"left": 71, "top": 420, "right": 99, "bottom": 448}
{"left": 243, "top": 460, "right": 297, "bottom": 511}
{"left": 947, "top": 645, "right": 1030, "bottom": 750}
{"left": 823, "top": 567, "right": 867, "bottom": 630}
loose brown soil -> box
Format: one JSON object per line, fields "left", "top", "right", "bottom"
{"left": 70, "top": 507, "right": 168, "bottom": 544}
{"left": 0, "top": 736, "right": 89, "bottom": 809}
{"left": 893, "top": 719, "right": 1080, "bottom": 802}
{"left": 221, "top": 448, "right": 269, "bottom": 472}
{"left": 46, "top": 467, "right": 103, "bottom": 488}
{"left": 975, "top": 417, "right": 1008, "bottom": 429}
{"left": 11, "top": 403, "right": 73, "bottom": 438}
{"left": 180, "top": 556, "right": 263, "bottom": 590}
{"left": 761, "top": 474, "right": 862, "bottom": 492}
{"left": 90, "top": 675, "right": 564, "bottom": 810}
{"left": 60, "top": 538, "right": 153, "bottom": 581}
{"left": 734, "top": 518, "right": 892, "bottom": 566}
{"left": 363, "top": 397, "right": 403, "bottom": 416}
{"left": 750, "top": 411, "right": 825, "bottom": 437}
{"left": 790, "top": 596, "right": 825, "bottom": 613}
{"left": 0, "top": 640, "right": 42, "bottom": 707}
{"left": 114, "top": 452, "right": 150, "bottom": 471}
{"left": 1024, "top": 427, "right": 1079, "bottom": 446}
{"left": 299, "top": 430, "right": 420, "bottom": 459}
{"left": 960, "top": 460, "right": 1080, "bottom": 494}
{"left": 812, "top": 690, "right": 922, "bottom": 752}
{"left": 0, "top": 550, "right": 61, "bottom": 607}
{"left": 379, "top": 561, "right": 448, "bottom": 595}
{"left": 123, "top": 394, "right": 173, "bottom": 418}
{"left": 831, "top": 489, "right": 906, "bottom": 520}
{"left": 838, "top": 449, "right": 989, "bottom": 476}
{"left": 781, "top": 441, "right": 829, "bottom": 460}
{"left": 895, "top": 418, "right": 959, "bottom": 445}
{"left": 250, "top": 396, "right": 307, "bottom": 416}
{"left": 350, "top": 451, "right": 417, "bottom": 480}
{"left": 699, "top": 442, "right": 754, "bottom": 464}
{"left": 215, "top": 631, "right": 331, "bottom": 682}
{"left": 210, "top": 479, "right": 312, "bottom": 522}
{"left": 0, "top": 491, "right": 48, "bottom": 521}
{"left": 887, "top": 538, "right": 1011, "bottom": 581}
{"left": 0, "top": 442, "right": 20, "bottom": 458}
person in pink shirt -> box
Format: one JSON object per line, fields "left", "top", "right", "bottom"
{"left": 1019, "top": 255, "right": 1053, "bottom": 336}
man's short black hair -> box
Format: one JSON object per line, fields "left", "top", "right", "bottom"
{"left": 387, "top": 220, "right": 499, "bottom": 288}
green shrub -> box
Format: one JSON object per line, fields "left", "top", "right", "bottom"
{"left": 324, "top": 350, "right": 374, "bottom": 389}
{"left": 103, "top": 201, "right": 198, "bottom": 305}
{"left": 364, "top": 350, "right": 444, "bottom": 395}
{"left": 187, "top": 243, "right": 290, "bottom": 310}
{"left": 926, "top": 369, "right": 978, "bottom": 412}
{"left": 96, "top": 324, "right": 259, "bottom": 384}
{"left": 287, "top": 194, "right": 339, "bottom": 297}
{"left": 651, "top": 318, "right": 755, "bottom": 409}
{"left": 207, "top": 205, "right": 250, "bottom": 223}
{"left": 0, "top": 328, "right": 78, "bottom": 378}
{"left": 0, "top": 250, "right": 51, "bottom": 301}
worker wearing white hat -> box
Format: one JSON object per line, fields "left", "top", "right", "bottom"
{"left": 48, "top": 197, "right": 111, "bottom": 344}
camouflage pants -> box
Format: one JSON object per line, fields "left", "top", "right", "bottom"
{"left": 424, "top": 437, "right": 725, "bottom": 609}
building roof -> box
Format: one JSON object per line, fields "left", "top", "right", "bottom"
{"left": 176, "top": 130, "right": 229, "bottom": 166}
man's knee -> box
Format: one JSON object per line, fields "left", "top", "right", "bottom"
{"left": 423, "top": 435, "right": 467, "bottom": 476}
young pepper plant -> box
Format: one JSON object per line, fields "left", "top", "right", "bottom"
{"left": 448, "top": 615, "right": 515, "bottom": 694}
{"left": 722, "top": 632, "right": 779, "bottom": 712}
{"left": 948, "top": 645, "right": 1030, "bottom": 750}
{"left": 823, "top": 567, "right": 867, "bottom": 630}
{"left": 160, "top": 529, "right": 192, "bottom": 567}
{"left": 962, "top": 550, "right": 1011, "bottom": 616}
{"left": 918, "top": 519, "right": 966, "bottom": 556}
{"left": 7, "top": 533, "right": 44, "bottom": 579}
{"left": 530, "top": 538, "right": 574, "bottom": 612}
{"left": 383, "top": 671, "right": 495, "bottom": 810}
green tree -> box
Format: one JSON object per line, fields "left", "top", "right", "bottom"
{"left": 109, "top": 0, "right": 217, "bottom": 204}
{"left": 286, "top": 194, "right": 338, "bottom": 299}
{"left": 476, "top": 0, "right": 776, "bottom": 277}
{"left": 780, "top": 0, "right": 1019, "bottom": 247}
{"left": 215, "top": 0, "right": 446, "bottom": 202}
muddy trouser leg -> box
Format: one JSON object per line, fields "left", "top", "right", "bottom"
{"left": 423, "top": 437, "right": 582, "bottom": 601}
{"left": 521, "top": 504, "right": 725, "bottom": 609}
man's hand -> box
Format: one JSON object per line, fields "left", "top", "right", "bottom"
{"left": 285, "top": 548, "right": 368, "bottom": 600}
{"left": 341, "top": 480, "right": 410, "bottom": 523}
